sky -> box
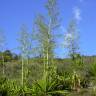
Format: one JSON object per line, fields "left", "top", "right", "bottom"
{"left": 0, "top": 0, "right": 96, "bottom": 57}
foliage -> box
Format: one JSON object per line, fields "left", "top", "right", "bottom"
{"left": 64, "top": 20, "right": 80, "bottom": 61}
{"left": 0, "top": 0, "right": 96, "bottom": 96}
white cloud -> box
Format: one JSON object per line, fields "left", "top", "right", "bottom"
{"left": 73, "top": 7, "right": 81, "bottom": 21}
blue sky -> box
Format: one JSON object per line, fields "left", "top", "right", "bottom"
{"left": 0, "top": 0, "right": 96, "bottom": 57}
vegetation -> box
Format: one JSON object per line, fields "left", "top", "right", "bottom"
{"left": 0, "top": 0, "right": 96, "bottom": 96}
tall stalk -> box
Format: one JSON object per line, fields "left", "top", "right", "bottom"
{"left": 21, "top": 55, "right": 24, "bottom": 87}
{"left": 2, "top": 53, "right": 5, "bottom": 75}
{"left": 17, "top": 24, "right": 30, "bottom": 87}
{"left": 0, "top": 30, "right": 6, "bottom": 76}
{"left": 34, "top": 0, "right": 60, "bottom": 94}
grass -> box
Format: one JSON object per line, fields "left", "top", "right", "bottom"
{"left": 0, "top": 57, "right": 96, "bottom": 96}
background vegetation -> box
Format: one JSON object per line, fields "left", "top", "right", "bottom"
{"left": 0, "top": 0, "right": 96, "bottom": 96}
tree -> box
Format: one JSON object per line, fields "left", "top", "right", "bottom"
{"left": 45, "top": 0, "right": 60, "bottom": 65}
{"left": 0, "top": 30, "right": 6, "bottom": 75}
{"left": 34, "top": 0, "right": 60, "bottom": 94}
{"left": 17, "top": 24, "right": 30, "bottom": 86}
{"left": 64, "top": 20, "right": 79, "bottom": 60}
{"left": 11, "top": 53, "right": 18, "bottom": 61}
{"left": 35, "top": 0, "right": 59, "bottom": 72}
{"left": 3, "top": 50, "right": 12, "bottom": 62}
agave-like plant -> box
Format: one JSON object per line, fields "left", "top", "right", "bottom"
{"left": 5, "top": 80, "right": 33, "bottom": 96}
{"left": 31, "top": 78, "right": 68, "bottom": 96}
{"left": 87, "top": 62, "right": 96, "bottom": 90}
{"left": 70, "top": 70, "right": 81, "bottom": 92}
{"left": 88, "top": 63, "right": 96, "bottom": 77}
{"left": 31, "top": 65, "right": 69, "bottom": 96}
{"left": 0, "top": 76, "right": 8, "bottom": 96}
